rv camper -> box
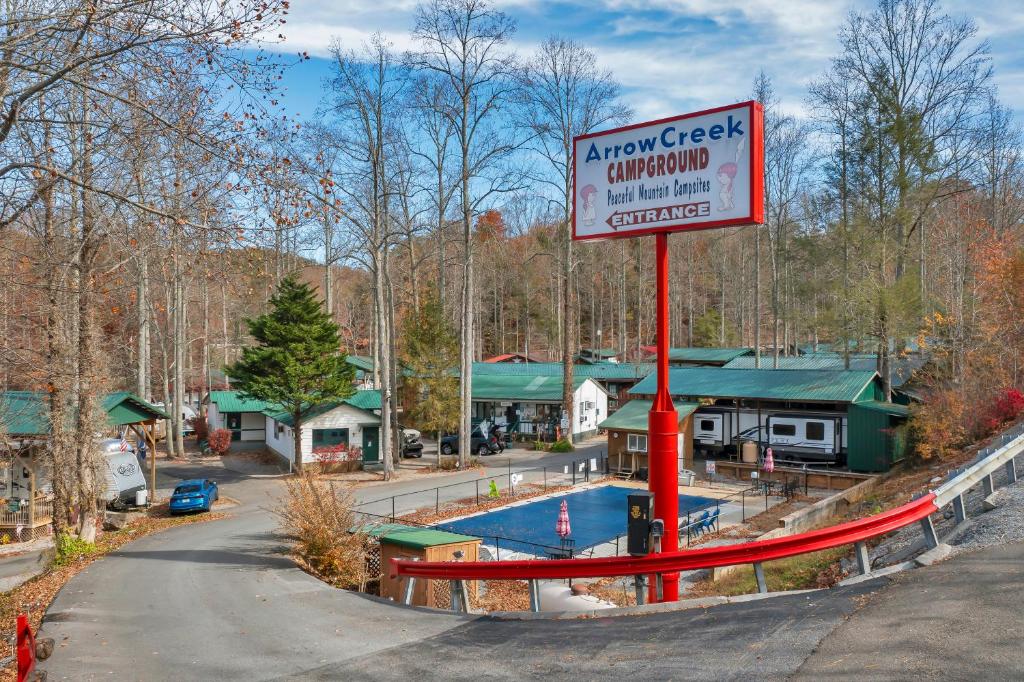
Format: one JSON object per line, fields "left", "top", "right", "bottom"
{"left": 100, "top": 438, "right": 148, "bottom": 508}
{"left": 693, "top": 408, "right": 847, "bottom": 464}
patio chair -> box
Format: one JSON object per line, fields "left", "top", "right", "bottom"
{"left": 706, "top": 508, "right": 721, "bottom": 533}
{"left": 691, "top": 510, "right": 710, "bottom": 538}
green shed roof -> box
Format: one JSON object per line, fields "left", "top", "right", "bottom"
{"left": 471, "top": 374, "right": 596, "bottom": 402}
{"left": 206, "top": 391, "right": 278, "bottom": 414}
{"left": 1, "top": 390, "right": 169, "bottom": 436}
{"left": 629, "top": 368, "right": 879, "bottom": 403}
{"left": 362, "top": 523, "right": 480, "bottom": 549}
{"left": 472, "top": 362, "right": 652, "bottom": 381}
{"left": 598, "top": 399, "right": 698, "bottom": 431}
{"left": 346, "top": 355, "right": 375, "bottom": 373}
{"left": 102, "top": 391, "right": 170, "bottom": 425}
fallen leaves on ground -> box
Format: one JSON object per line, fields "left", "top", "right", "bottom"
{"left": 0, "top": 504, "right": 224, "bottom": 681}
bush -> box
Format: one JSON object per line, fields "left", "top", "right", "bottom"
{"left": 189, "top": 416, "right": 210, "bottom": 442}
{"left": 550, "top": 438, "right": 574, "bottom": 453}
{"left": 982, "top": 387, "right": 1024, "bottom": 432}
{"left": 275, "top": 471, "right": 369, "bottom": 589}
{"left": 54, "top": 532, "right": 98, "bottom": 566}
{"left": 207, "top": 428, "right": 232, "bottom": 456}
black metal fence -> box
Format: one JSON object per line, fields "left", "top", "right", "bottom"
{"left": 353, "top": 456, "right": 610, "bottom": 521}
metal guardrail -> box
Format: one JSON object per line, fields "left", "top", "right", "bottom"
{"left": 391, "top": 420, "right": 1024, "bottom": 611}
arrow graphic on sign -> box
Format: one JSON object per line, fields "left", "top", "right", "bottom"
{"left": 606, "top": 201, "right": 711, "bottom": 230}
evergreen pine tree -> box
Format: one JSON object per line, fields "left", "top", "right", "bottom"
{"left": 402, "top": 293, "right": 459, "bottom": 462}
{"left": 227, "top": 275, "right": 355, "bottom": 473}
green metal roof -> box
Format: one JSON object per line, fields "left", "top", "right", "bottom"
{"left": 102, "top": 391, "right": 170, "bottom": 424}
{"left": 0, "top": 392, "right": 49, "bottom": 436}
{"left": 361, "top": 523, "right": 480, "bottom": 549}
{"left": 472, "top": 362, "right": 652, "bottom": 381}
{"left": 665, "top": 347, "right": 752, "bottom": 363}
{"left": 2, "top": 390, "right": 169, "bottom": 436}
{"left": 598, "top": 399, "right": 698, "bottom": 431}
{"left": 850, "top": 400, "right": 910, "bottom": 417}
{"left": 263, "top": 390, "right": 382, "bottom": 426}
{"left": 580, "top": 348, "right": 618, "bottom": 357}
{"left": 346, "top": 355, "right": 375, "bottom": 373}
{"left": 629, "top": 368, "right": 879, "bottom": 403}
{"left": 722, "top": 354, "right": 922, "bottom": 387}
{"left": 472, "top": 374, "right": 594, "bottom": 401}
{"left": 207, "top": 391, "right": 279, "bottom": 414}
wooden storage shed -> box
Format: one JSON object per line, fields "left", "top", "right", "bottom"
{"left": 374, "top": 524, "right": 481, "bottom": 608}
{"left": 598, "top": 399, "right": 698, "bottom": 479}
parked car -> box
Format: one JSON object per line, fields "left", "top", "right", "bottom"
{"left": 401, "top": 431, "right": 424, "bottom": 458}
{"left": 439, "top": 427, "right": 499, "bottom": 456}
{"left": 169, "top": 478, "right": 219, "bottom": 514}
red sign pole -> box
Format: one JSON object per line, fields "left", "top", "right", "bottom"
{"left": 648, "top": 231, "right": 679, "bottom": 602}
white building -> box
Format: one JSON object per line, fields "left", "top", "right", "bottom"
{"left": 204, "top": 391, "right": 272, "bottom": 447}
{"left": 471, "top": 375, "right": 608, "bottom": 441}
{"left": 264, "top": 390, "right": 382, "bottom": 468}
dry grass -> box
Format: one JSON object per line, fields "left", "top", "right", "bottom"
{"left": 0, "top": 504, "right": 224, "bottom": 681}
{"left": 275, "top": 471, "right": 370, "bottom": 590}
{"left": 686, "top": 546, "right": 850, "bottom": 598}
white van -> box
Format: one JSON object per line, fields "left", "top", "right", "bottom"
{"left": 99, "top": 438, "right": 148, "bottom": 507}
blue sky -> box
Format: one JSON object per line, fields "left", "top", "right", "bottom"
{"left": 268, "top": 0, "right": 1024, "bottom": 125}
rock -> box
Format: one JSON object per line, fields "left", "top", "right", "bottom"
{"left": 982, "top": 494, "right": 999, "bottom": 512}
{"left": 103, "top": 511, "right": 142, "bottom": 531}
{"left": 35, "top": 637, "right": 54, "bottom": 661}
{"left": 570, "top": 584, "right": 590, "bottom": 596}
{"left": 930, "top": 476, "right": 943, "bottom": 484}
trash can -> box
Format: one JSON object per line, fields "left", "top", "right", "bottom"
{"left": 680, "top": 469, "right": 695, "bottom": 486}
{"left": 135, "top": 489, "right": 148, "bottom": 507}
{"left": 741, "top": 441, "right": 758, "bottom": 464}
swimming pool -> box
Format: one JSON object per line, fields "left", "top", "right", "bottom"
{"left": 433, "top": 485, "right": 718, "bottom": 556}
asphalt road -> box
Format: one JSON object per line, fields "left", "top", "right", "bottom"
{"left": 36, "top": 452, "right": 1024, "bottom": 681}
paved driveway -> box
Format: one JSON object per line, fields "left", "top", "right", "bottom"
{"left": 36, "top": 454, "right": 1024, "bottom": 681}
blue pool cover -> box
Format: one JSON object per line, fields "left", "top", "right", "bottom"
{"left": 434, "top": 485, "right": 718, "bottom": 556}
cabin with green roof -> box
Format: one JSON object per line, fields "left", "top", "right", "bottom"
{"left": 263, "top": 390, "right": 382, "bottom": 468}
{"left": 598, "top": 399, "right": 700, "bottom": 479}
{"left": 470, "top": 373, "right": 608, "bottom": 442}
{"left": 204, "top": 390, "right": 277, "bottom": 446}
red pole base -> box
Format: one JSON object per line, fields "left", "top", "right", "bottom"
{"left": 649, "top": 407, "right": 679, "bottom": 602}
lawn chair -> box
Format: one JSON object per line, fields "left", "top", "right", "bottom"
{"left": 690, "top": 511, "right": 710, "bottom": 540}
{"left": 706, "top": 508, "right": 721, "bottom": 534}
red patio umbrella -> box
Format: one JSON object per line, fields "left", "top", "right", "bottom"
{"left": 555, "top": 499, "right": 571, "bottom": 539}
{"left": 763, "top": 447, "right": 775, "bottom": 473}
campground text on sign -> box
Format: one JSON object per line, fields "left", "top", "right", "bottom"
{"left": 572, "top": 101, "right": 764, "bottom": 240}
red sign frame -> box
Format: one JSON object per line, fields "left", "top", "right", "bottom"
{"left": 571, "top": 100, "right": 764, "bottom": 241}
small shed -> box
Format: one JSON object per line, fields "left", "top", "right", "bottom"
{"left": 373, "top": 524, "right": 481, "bottom": 608}
{"left": 204, "top": 391, "right": 274, "bottom": 445}
{"left": 847, "top": 401, "right": 909, "bottom": 472}
{"left": 598, "top": 399, "right": 698, "bottom": 479}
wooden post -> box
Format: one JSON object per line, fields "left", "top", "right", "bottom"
{"left": 146, "top": 421, "right": 157, "bottom": 502}
{"left": 28, "top": 467, "right": 36, "bottom": 529}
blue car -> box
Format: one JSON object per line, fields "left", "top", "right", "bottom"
{"left": 169, "top": 478, "right": 219, "bottom": 514}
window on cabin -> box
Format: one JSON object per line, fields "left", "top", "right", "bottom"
{"left": 627, "top": 433, "right": 648, "bottom": 452}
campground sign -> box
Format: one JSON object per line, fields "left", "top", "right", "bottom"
{"left": 572, "top": 101, "right": 764, "bottom": 240}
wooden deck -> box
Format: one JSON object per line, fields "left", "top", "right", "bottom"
{"left": 0, "top": 496, "right": 53, "bottom": 541}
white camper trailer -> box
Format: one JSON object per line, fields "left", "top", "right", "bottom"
{"left": 694, "top": 408, "right": 848, "bottom": 464}
{"left": 100, "top": 438, "right": 148, "bottom": 508}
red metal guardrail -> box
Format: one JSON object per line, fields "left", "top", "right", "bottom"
{"left": 390, "top": 493, "right": 939, "bottom": 582}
